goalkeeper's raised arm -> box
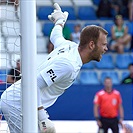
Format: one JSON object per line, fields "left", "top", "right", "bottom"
{"left": 49, "top": 3, "right": 69, "bottom": 48}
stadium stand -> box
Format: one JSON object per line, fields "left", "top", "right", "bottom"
{"left": 79, "top": 71, "right": 99, "bottom": 85}
{"left": 53, "top": 0, "right": 73, "bottom": 6}
{"left": 92, "top": 0, "right": 101, "bottom": 6}
{"left": 103, "top": 22, "right": 114, "bottom": 37}
{"left": 77, "top": 6, "right": 97, "bottom": 20}
{"left": 73, "top": 0, "right": 93, "bottom": 6}
{"left": 42, "top": 23, "right": 54, "bottom": 36}
{"left": 81, "top": 62, "right": 95, "bottom": 69}
{"left": 61, "top": 6, "right": 76, "bottom": 20}
{"left": 36, "top": 0, "right": 53, "bottom": 6}
{"left": 121, "top": 71, "right": 130, "bottom": 81}
{"left": 0, "top": 0, "right": 132, "bottom": 85}
{"left": 65, "top": 23, "right": 76, "bottom": 32}
{"left": 36, "top": 21, "right": 44, "bottom": 37}
{"left": 0, "top": 69, "right": 7, "bottom": 82}
{"left": 37, "top": 6, "right": 53, "bottom": 20}
{"left": 84, "top": 22, "right": 101, "bottom": 27}
{"left": 100, "top": 71, "right": 120, "bottom": 84}
{"left": 126, "top": 22, "right": 133, "bottom": 35}
{"left": 37, "top": 37, "right": 48, "bottom": 53}
{"left": 116, "top": 54, "right": 133, "bottom": 69}
{"left": 37, "top": 6, "right": 76, "bottom": 20}
{"left": 95, "top": 54, "right": 114, "bottom": 69}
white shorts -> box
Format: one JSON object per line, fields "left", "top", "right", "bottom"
{"left": 1, "top": 97, "right": 47, "bottom": 133}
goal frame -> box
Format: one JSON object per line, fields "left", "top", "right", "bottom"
{"left": 20, "top": 0, "right": 38, "bottom": 132}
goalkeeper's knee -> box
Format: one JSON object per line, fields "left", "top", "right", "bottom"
{"left": 39, "top": 119, "right": 56, "bottom": 133}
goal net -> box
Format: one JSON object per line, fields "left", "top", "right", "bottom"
{"left": 0, "top": 0, "right": 37, "bottom": 132}
{"left": 0, "top": 0, "right": 20, "bottom": 132}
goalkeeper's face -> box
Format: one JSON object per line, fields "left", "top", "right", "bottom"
{"left": 91, "top": 32, "right": 108, "bottom": 62}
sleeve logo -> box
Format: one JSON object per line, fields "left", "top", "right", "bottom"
{"left": 47, "top": 69, "right": 57, "bottom": 82}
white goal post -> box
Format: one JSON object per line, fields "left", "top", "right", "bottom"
{"left": 0, "top": 0, "right": 38, "bottom": 132}
{"left": 20, "top": 0, "right": 38, "bottom": 132}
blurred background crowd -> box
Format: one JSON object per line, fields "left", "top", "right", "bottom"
{"left": 0, "top": 0, "right": 133, "bottom": 85}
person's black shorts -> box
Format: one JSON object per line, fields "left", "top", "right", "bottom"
{"left": 98, "top": 117, "right": 119, "bottom": 133}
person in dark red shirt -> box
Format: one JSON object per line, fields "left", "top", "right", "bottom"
{"left": 93, "top": 77, "right": 124, "bottom": 133}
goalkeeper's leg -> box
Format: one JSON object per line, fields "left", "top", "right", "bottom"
{"left": 1, "top": 100, "right": 22, "bottom": 133}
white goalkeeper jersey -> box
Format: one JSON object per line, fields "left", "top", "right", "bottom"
{"left": 1, "top": 25, "right": 83, "bottom": 109}
{"left": 37, "top": 25, "right": 83, "bottom": 108}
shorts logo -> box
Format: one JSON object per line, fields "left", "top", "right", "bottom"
{"left": 47, "top": 69, "right": 57, "bottom": 82}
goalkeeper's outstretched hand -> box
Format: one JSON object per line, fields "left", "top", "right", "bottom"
{"left": 48, "top": 3, "right": 68, "bottom": 26}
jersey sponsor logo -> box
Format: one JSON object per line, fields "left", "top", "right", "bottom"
{"left": 47, "top": 69, "right": 57, "bottom": 82}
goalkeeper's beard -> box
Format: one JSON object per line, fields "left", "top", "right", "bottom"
{"left": 90, "top": 46, "right": 101, "bottom": 62}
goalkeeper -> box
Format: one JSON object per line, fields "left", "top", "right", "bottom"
{"left": 1, "top": 3, "right": 108, "bottom": 133}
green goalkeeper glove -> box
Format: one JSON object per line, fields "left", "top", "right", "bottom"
{"left": 48, "top": 3, "right": 69, "bottom": 26}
